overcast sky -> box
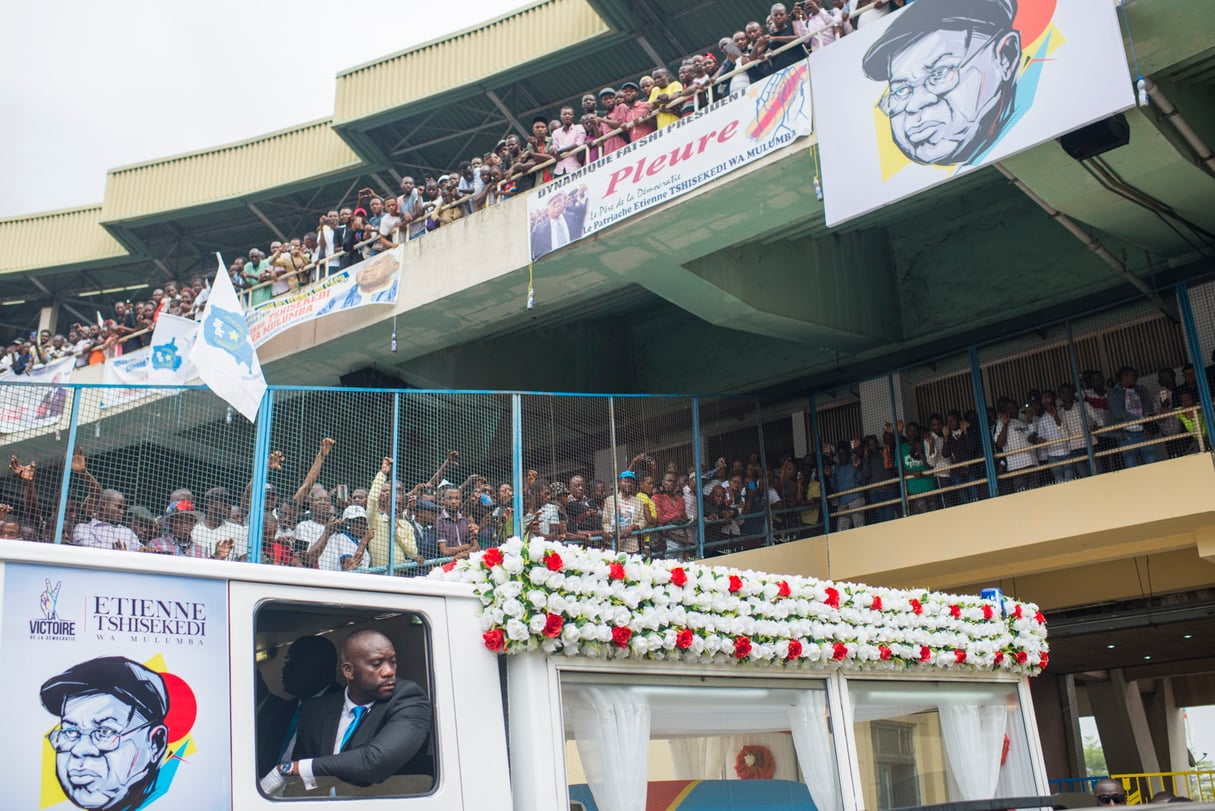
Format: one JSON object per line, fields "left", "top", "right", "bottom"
{"left": 0, "top": 0, "right": 528, "bottom": 219}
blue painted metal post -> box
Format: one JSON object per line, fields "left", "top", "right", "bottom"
{"left": 969, "top": 346, "right": 1000, "bottom": 498}
{"left": 51, "top": 388, "right": 84, "bottom": 546}
{"left": 691, "top": 398, "right": 706, "bottom": 559}
{"left": 388, "top": 392, "right": 400, "bottom": 576}
{"left": 886, "top": 374, "right": 910, "bottom": 517}
{"left": 245, "top": 390, "right": 275, "bottom": 565}
{"left": 1063, "top": 322, "right": 1098, "bottom": 476}
{"left": 511, "top": 394, "right": 524, "bottom": 539}
{"left": 810, "top": 396, "right": 830, "bottom": 538}
{"left": 1178, "top": 284, "right": 1215, "bottom": 451}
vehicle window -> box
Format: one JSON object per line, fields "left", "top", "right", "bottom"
{"left": 849, "top": 680, "right": 1037, "bottom": 810}
{"left": 254, "top": 602, "right": 435, "bottom": 800}
{"left": 560, "top": 675, "right": 838, "bottom": 811}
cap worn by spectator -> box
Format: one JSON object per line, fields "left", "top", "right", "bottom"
{"left": 164, "top": 499, "right": 201, "bottom": 519}
{"left": 341, "top": 505, "right": 367, "bottom": 521}
{"left": 599, "top": 87, "right": 617, "bottom": 98}
{"left": 621, "top": 81, "right": 640, "bottom": 91}
{"left": 619, "top": 470, "right": 637, "bottom": 480}
{"left": 40, "top": 656, "right": 169, "bottom": 724}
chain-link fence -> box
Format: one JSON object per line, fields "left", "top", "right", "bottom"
{"left": 2, "top": 282, "right": 1214, "bottom": 574}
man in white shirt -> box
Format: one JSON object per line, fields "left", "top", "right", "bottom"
{"left": 1057, "top": 384, "right": 1097, "bottom": 478}
{"left": 993, "top": 402, "right": 1036, "bottom": 494}
{"left": 1030, "top": 391, "right": 1074, "bottom": 483}
{"left": 191, "top": 486, "right": 249, "bottom": 561}
{"left": 71, "top": 489, "right": 141, "bottom": 551}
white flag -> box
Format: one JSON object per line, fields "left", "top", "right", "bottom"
{"left": 146, "top": 313, "right": 200, "bottom": 384}
{"left": 188, "top": 255, "right": 266, "bottom": 422}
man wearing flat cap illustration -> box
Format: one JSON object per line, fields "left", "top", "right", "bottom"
{"left": 40, "top": 657, "right": 170, "bottom": 811}
{"left": 863, "top": 0, "right": 1022, "bottom": 166}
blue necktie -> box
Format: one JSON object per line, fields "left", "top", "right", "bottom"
{"left": 278, "top": 705, "right": 302, "bottom": 761}
{"left": 339, "top": 705, "right": 367, "bottom": 751}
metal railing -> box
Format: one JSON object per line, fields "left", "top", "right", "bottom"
{"left": 1111, "top": 771, "right": 1215, "bottom": 804}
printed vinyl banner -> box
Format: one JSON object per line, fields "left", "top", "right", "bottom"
{"left": 103, "top": 314, "right": 201, "bottom": 404}
{"left": 527, "top": 63, "right": 813, "bottom": 261}
{"left": 245, "top": 247, "right": 402, "bottom": 348}
{"left": 0, "top": 357, "right": 73, "bottom": 434}
{"left": 0, "top": 564, "right": 231, "bottom": 811}
{"left": 811, "top": 0, "right": 1135, "bottom": 227}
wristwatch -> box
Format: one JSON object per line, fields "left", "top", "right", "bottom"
{"left": 279, "top": 762, "right": 294, "bottom": 777}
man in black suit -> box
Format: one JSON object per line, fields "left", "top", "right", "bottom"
{"left": 530, "top": 187, "right": 588, "bottom": 260}
{"left": 255, "top": 635, "right": 342, "bottom": 777}
{"left": 262, "top": 629, "right": 431, "bottom": 797}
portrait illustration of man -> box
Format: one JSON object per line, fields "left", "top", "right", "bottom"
{"left": 316, "top": 251, "right": 400, "bottom": 316}
{"left": 863, "top": 0, "right": 1022, "bottom": 166}
{"left": 40, "top": 656, "right": 170, "bottom": 811}
{"left": 529, "top": 187, "right": 588, "bottom": 260}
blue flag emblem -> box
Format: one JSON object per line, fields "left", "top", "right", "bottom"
{"left": 150, "top": 337, "right": 183, "bottom": 372}
{"left": 203, "top": 307, "right": 256, "bottom": 374}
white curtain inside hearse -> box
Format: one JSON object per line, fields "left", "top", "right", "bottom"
{"left": 562, "top": 680, "right": 841, "bottom": 811}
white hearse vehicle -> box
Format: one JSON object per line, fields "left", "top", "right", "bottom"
{"left": 0, "top": 536, "right": 1051, "bottom": 811}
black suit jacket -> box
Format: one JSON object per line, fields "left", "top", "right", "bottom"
{"left": 294, "top": 681, "right": 432, "bottom": 787}
{"left": 255, "top": 683, "right": 343, "bottom": 777}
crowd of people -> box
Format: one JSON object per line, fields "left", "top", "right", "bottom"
{"left": 0, "top": 360, "right": 1209, "bottom": 570}
{"left": 6, "top": 2, "right": 895, "bottom": 369}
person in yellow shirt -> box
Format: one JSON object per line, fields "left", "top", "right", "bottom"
{"left": 366, "top": 456, "right": 424, "bottom": 571}
{"left": 647, "top": 67, "right": 683, "bottom": 129}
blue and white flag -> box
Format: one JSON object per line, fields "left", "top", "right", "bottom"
{"left": 147, "top": 313, "right": 200, "bottom": 384}
{"left": 189, "top": 254, "right": 266, "bottom": 421}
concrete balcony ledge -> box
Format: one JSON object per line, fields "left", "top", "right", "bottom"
{"left": 718, "top": 453, "right": 1215, "bottom": 593}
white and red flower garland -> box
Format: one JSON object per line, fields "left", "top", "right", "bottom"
{"left": 430, "top": 538, "right": 1049, "bottom": 674}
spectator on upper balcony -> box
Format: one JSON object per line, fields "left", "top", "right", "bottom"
{"left": 923, "top": 413, "right": 950, "bottom": 496}
{"left": 848, "top": 0, "right": 902, "bottom": 29}
{"left": 375, "top": 196, "right": 402, "bottom": 254}
{"left": 455, "top": 162, "right": 482, "bottom": 215}
{"left": 943, "top": 409, "right": 983, "bottom": 502}
{"left": 343, "top": 214, "right": 369, "bottom": 263}
{"left": 596, "top": 88, "right": 630, "bottom": 154}
{"left": 993, "top": 400, "right": 1036, "bottom": 493}
{"left": 191, "top": 275, "right": 209, "bottom": 313}
{"left": 677, "top": 63, "right": 699, "bottom": 118}
{"left": 244, "top": 249, "right": 272, "bottom": 304}
{"left": 428, "top": 185, "right": 464, "bottom": 230}
{"left": 527, "top": 116, "right": 554, "bottom": 184}
{"left": 767, "top": 4, "right": 809, "bottom": 71}
{"left": 899, "top": 422, "right": 936, "bottom": 512}
{"left": 163, "top": 281, "right": 180, "bottom": 310}
{"left": 716, "top": 35, "right": 753, "bottom": 96}
{"left": 648, "top": 68, "right": 682, "bottom": 129}
{"left": 744, "top": 21, "right": 773, "bottom": 79}
{"left": 1108, "top": 366, "right": 1158, "bottom": 468}
{"left": 618, "top": 82, "right": 655, "bottom": 141}
{"left": 551, "top": 106, "right": 588, "bottom": 177}
{"left": 396, "top": 177, "right": 426, "bottom": 240}
{"left": 795, "top": 1, "right": 843, "bottom": 51}
{"left": 316, "top": 211, "right": 339, "bottom": 277}
{"left": 366, "top": 197, "right": 384, "bottom": 230}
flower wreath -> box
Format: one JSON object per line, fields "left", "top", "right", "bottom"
{"left": 735, "top": 744, "right": 776, "bottom": 780}
{"left": 431, "top": 538, "right": 1049, "bottom": 674}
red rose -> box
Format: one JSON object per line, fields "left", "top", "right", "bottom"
{"left": 949, "top": 604, "right": 961, "bottom": 619}
{"left": 919, "top": 645, "right": 932, "bottom": 663}
{"left": 910, "top": 598, "right": 923, "bottom": 615}
{"left": 955, "top": 649, "right": 967, "bottom": 664}
{"left": 982, "top": 604, "right": 994, "bottom": 621}
{"left": 670, "top": 567, "right": 688, "bottom": 587}
{"left": 871, "top": 595, "right": 883, "bottom": 611}
{"left": 1035, "top": 610, "right": 1046, "bottom": 625}
{"left": 994, "top": 650, "right": 1005, "bottom": 665}
{"left": 787, "top": 640, "right": 803, "bottom": 660}
{"left": 777, "top": 580, "right": 792, "bottom": 598}
{"left": 832, "top": 642, "right": 848, "bottom": 661}
{"left": 482, "top": 547, "right": 503, "bottom": 568}
{"left": 879, "top": 646, "right": 893, "bottom": 660}
{"left": 608, "top": 562, "right": 626, "bottom": 581}
{"left": 612, "top": 626, "right": 633, "bottom": 648}
{"left": 442, "top": 560, "right": 458, "bottom": 572}
{"left": 728, "top": 575, "right": 743, "bottom": 593}
{"left": 544, "top": 551, "right": 563, "bottom": 571}
{"left": 1038, "top": 652, "right": 1049, "bottom": 669}
{"left": 482, "top": 629, "right": 505, "bottom": 651}
{"left": 734, "top": 635, "right": 752, "bottom": 659}
{"left": 825, "top": 587, "right": 840, "bottom": 609}
{"left": 543, "top": 613, "right": 564, "bottom": 638}
{"left": 1014, "top": 650, "right": 1028, "bottom": 665}
{"left": 1013, "top": 604, "right": 1023, "bottom": 620}
{"left": 676, "top": 628, "right": 694, "bottom": 649}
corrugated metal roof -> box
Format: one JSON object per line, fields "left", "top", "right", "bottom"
{"left": 0, "top": 205, "right": 129, "bottom": 275}
{"left": 101, "top": 119, "right": 364, "bottom": 224}
{"left": 333, "top": 0, "right": 611, "bottom": 127}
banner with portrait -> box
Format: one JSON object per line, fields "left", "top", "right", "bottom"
{"left": 526, "top": 61, "right": 813, "bottom": 261}
{"left": 0, "top": 564, "right": 231, "bottom": 811}
{"left": 245, "top": 247, "right": 402, "bottom": 348}
{"left": 102, "top": 314, "right": 201, "bottom": 405}
{"left": 811, "top": 0, "right": 1135, "bottom": 227}
{"left": 0, "top": 357, "right": 74, "bottom": 434}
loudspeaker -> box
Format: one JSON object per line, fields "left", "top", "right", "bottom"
{"left": 1058, "top": 113, "right": 1130, "bottom": 161}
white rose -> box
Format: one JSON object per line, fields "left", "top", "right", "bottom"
{"left": 506, "top": 619, "right": 529, "bottom": 641}
{"left": 529, "top": 614, "right": 548, "bottom": 634}
{"left": 503, "top": 555, "right": 525, "bottom": 575}
{"left": 501, "top": 599, "right": 525, "bottom": 618}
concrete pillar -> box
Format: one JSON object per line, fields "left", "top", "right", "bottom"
{"left": 38, "top": 304, "right": 58, "bottom": 337}
{"left": 1087, "top": 669, "right": 1161, "bottom": 774}
{"left": 1031, "top": 673, "right": 1086, "bottom": 780}
{"left": 1144, "top": 678, "right": 1190, "bottom": 779}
